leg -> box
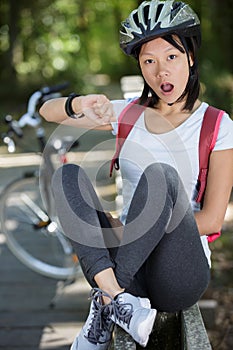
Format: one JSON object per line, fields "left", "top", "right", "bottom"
{"left": 52, "top": 164, "right": 156, "bottom": 349}
{"left": 143, "top": 226, "right": 210, "bottom": 312}
{"left": 52, "top": 163, "right": 120, "bottom": 287}
{"left": 113, "top": 163, "right": 210, "bottom": 311}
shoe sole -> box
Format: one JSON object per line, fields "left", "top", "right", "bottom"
{"left": 138, "top": 309, "right": 157, "bottom": 347}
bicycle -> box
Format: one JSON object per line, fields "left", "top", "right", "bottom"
{"left": 0, "top": 83, "right": 83, "bottom": 280}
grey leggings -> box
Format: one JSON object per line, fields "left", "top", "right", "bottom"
{"left": 52, "top": 162, "right": 210, "bottom": 312}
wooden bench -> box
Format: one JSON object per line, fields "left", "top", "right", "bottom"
{"left": 110, "top": 303, "right": 212, "bottom": 349}
{"left": 120, "top": 75, "right": 144, "bottom": 99}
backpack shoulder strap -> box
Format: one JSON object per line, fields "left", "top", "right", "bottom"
{"left": 195, "top": 106, "right": 225, "bottom": 203}
{"left": 196, "top": 106, "right": 224, "bottom": 243}
{"left": 110, "top": 99, "right": 147, "bottom": 176}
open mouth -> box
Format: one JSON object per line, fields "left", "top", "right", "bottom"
{"left": 161, "top": 83, "right": 174, "bottom": 93}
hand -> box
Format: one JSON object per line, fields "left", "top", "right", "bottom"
{"left": 77, "top": 94, "right": 115, "bottom": 126}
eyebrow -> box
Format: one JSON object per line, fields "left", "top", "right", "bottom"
{"left": 140, "top": 46, "right": 177, "bottom": 56}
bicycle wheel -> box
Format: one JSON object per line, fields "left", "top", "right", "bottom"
{"left": 0, "top": 174, "right": 82, "bottom": 280}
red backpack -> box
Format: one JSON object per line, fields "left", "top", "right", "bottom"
{"left": 110, "top": 100, "right": 225, "bottom": 243}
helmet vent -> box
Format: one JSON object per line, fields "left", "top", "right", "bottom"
{"left": 155, "top": 3, "right": 163, "bottom": 22}
{"left": 133, "top": 12, "right": 140, "bottom": 27}
{"left": 143, "top": 5, "right": 150, "bottom": 23}
{"left": 173, "top": 1, "right": 183, "bottom": 11}
{"left": 171, "top": 2, "right": 184, "bottom": 21}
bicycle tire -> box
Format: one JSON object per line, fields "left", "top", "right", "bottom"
{"left": 0, "top": 174, "right": 82, "bottom": 280}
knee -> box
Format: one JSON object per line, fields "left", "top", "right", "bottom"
{"left": 149, "top": 269, "right": 210, "bottom": 312}
{"left": 145, "top": 163, "right": 179, "bottom": 180}
{"left": 144, "top": 163, "right": 180, "bottom": 198}
{"left": 51, "top": 163, "right": 81, "bottom": 193}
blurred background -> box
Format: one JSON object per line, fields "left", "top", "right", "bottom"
{"left": 0, "top": 0, "right": 232, "bottom": 115}
{"left": 0, "top": 1, "right": 232, "bottom": 349}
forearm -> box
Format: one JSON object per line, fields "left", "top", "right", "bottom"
{"left": 39, "top": 96, "right": 82, "bottom": 123}
{"left": 194, "top": 210, "right": 222, "bottom": 236}
{"left": 39, "top": 94, "right": 115, "bottom": 130}
{"left": 195, "top": 149, "right": 233, "bottom": 237}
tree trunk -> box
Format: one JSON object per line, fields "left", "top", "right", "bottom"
{"left": 7, "top": 0, "right": 20, "bottom": 81}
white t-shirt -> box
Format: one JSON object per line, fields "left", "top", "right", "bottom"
{"left": 111, "top": 100, "right": 233, "bottom": 266}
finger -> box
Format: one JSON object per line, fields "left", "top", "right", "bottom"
{"left": 96, "top": 95, "right": 110, "bottom": 105}
{"left": 83, "top": 107, "right": 108, "bottom": 126}
{"left": 94, "top": 102, "right": 115, "bottom": 122}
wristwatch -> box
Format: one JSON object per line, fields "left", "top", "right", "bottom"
{"left": 65, "top": 93, "right": 84, "bottom": 119}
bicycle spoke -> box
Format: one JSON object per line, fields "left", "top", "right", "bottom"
{"left": 20, "top": 193, "right": 49, "bottom": 222}
{"left": 0, "top": 176, "right": 81, "bottom": 279}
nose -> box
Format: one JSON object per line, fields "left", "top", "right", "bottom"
{"left": 155, "top": 62, "right": 169, "bottom": 78}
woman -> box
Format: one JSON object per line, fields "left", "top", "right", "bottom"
{"left": 40, "top": 1, "right": 233, "bottom": 349}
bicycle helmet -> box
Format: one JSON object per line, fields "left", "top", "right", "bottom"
{"left": 120, "top": 0, "right": 201, "bottom": 56}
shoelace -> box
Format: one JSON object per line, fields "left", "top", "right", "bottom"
{"left": 108, "top": 295, "right": 133, "bottom": 329}
{"left": 85, "top": 288, "right": 114, "bottom": 345}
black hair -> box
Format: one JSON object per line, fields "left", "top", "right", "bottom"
{"left": 136, "top": 34, "right": 200, "bottom": 111}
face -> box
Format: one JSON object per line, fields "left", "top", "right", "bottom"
{"left": 139, "top": 37, "right": 193, "bottom": 106}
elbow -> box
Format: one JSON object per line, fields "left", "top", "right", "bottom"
{"left": 39, "top": 102, "right": 52, "bottom": 122}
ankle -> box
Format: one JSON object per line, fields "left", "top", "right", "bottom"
{"left": 102, "top": 288, "right": 124, "bottom": 305}
{"left": 94, "top": 268, "right": 125, "bottom": 303}
{"left": 112, "top": 288, "right": 125, "bottom": 299}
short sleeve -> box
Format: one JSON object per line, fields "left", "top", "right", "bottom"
{"left": 111, "top": 98, "right": 139, "bottom": 135}
{"left": 110, "top": 100, "right": 125, "bottom": 135}
{"left": 213, "top": 113, "right": 233, "bottom": 151}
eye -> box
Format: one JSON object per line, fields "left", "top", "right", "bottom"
{"left": 144, "top": 58, "right": 155, "bottom": 64}
{"left": 168, "top": 54, "right": 177, "bottom": 60}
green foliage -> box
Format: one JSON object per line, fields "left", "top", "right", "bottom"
{"left": 0, "top": 0, "right": 232, "bottom": 116}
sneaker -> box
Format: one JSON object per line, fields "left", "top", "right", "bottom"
{"left": 109, "top": 292, "right": 157, "bottom": 348}
{"left": 70, "top": 288, "right": 114, "bottom": 350}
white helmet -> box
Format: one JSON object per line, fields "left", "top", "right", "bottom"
{"left": 120, "top": 0, "right": 201, "bottom": 55}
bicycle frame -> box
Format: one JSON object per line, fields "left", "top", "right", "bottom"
{"left": 0, "top": 83, "right": 82, "bottom": 279}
